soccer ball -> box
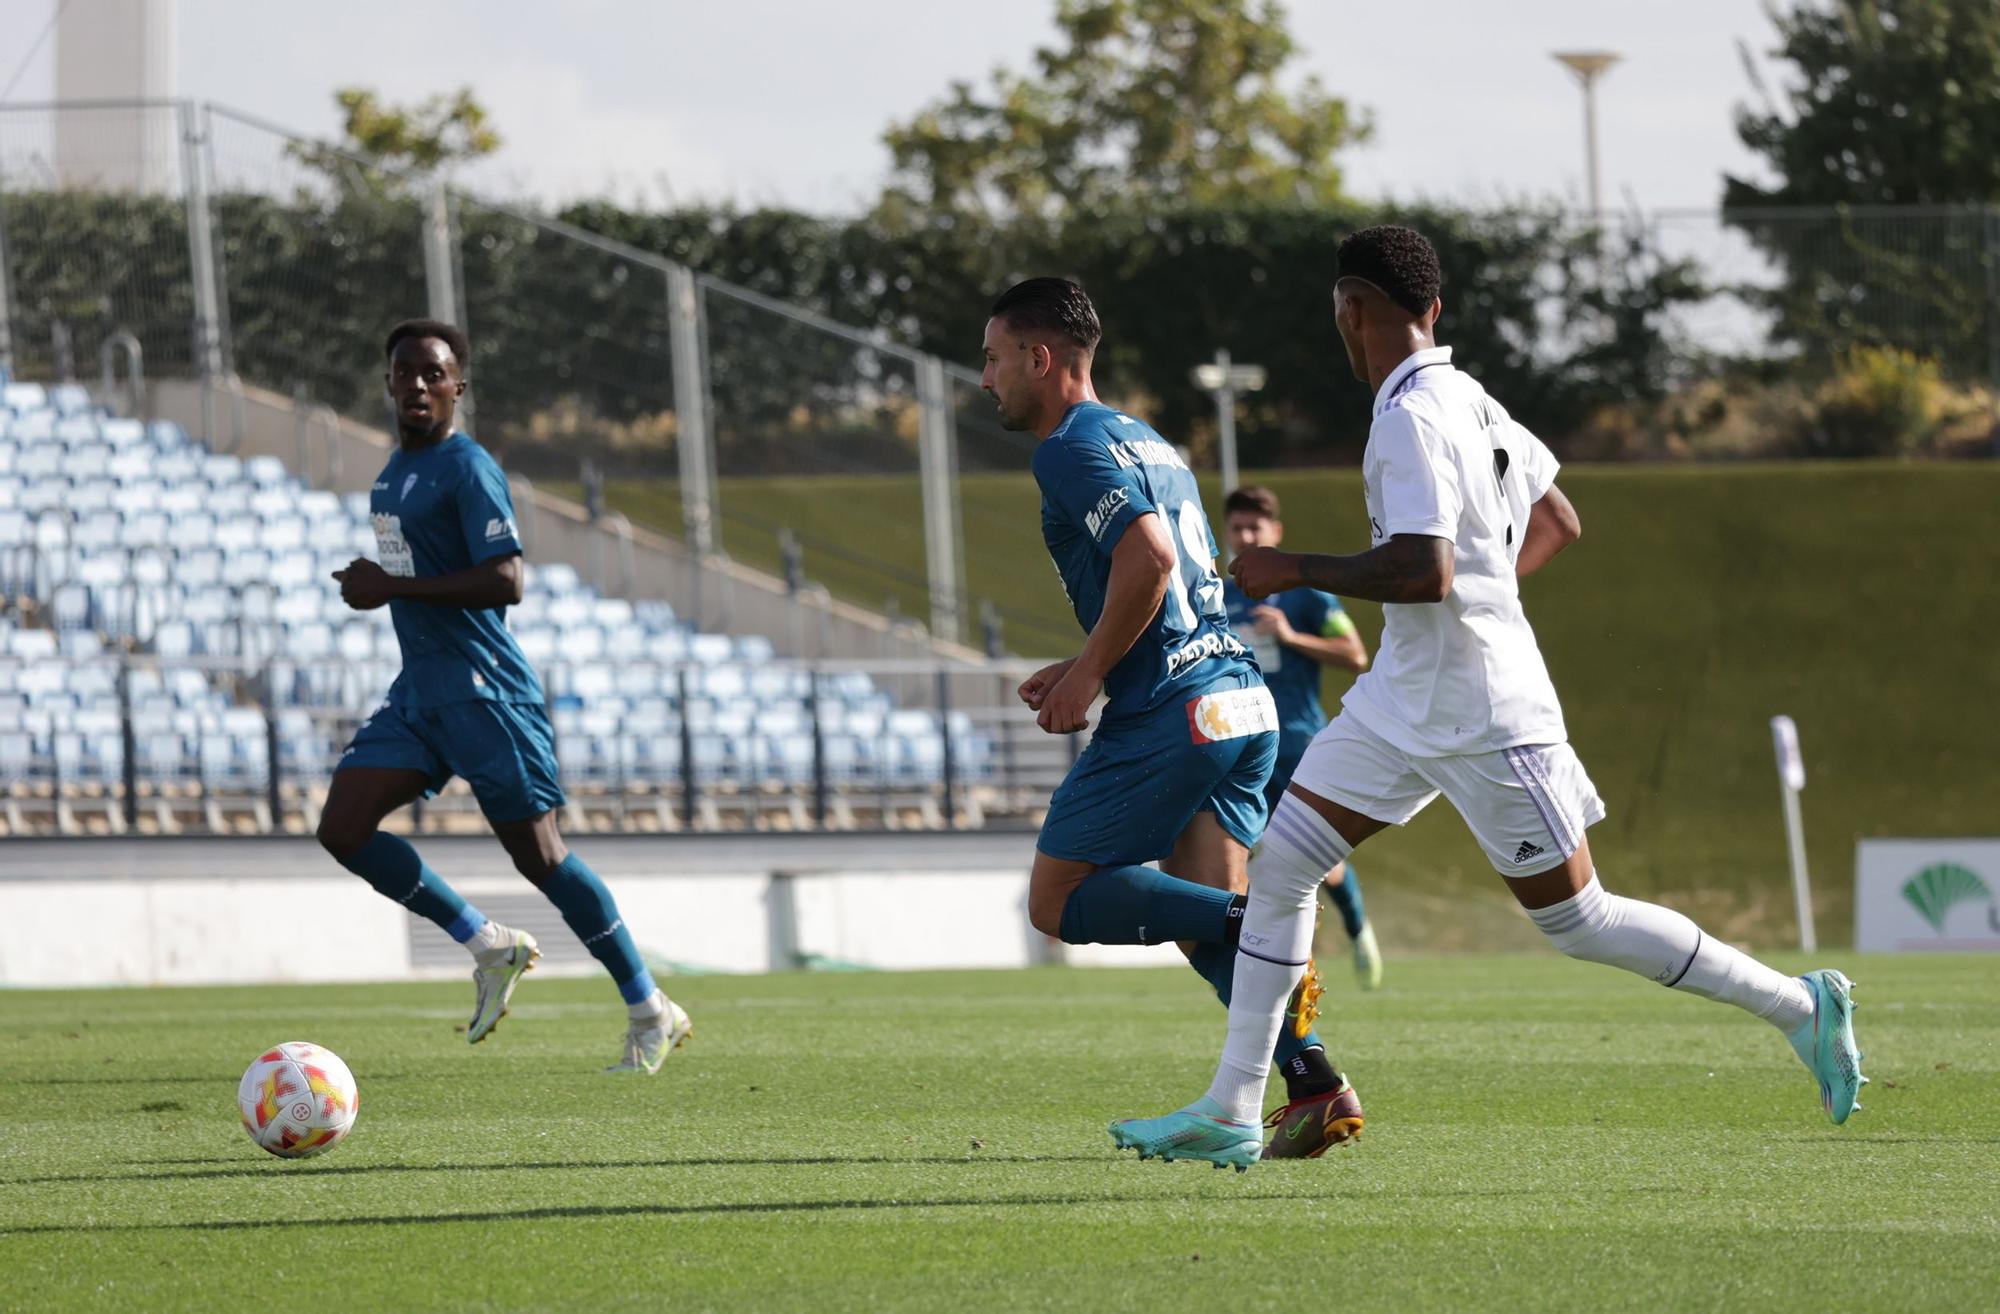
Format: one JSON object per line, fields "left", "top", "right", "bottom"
{"left": 236, "top": 1041, "right": 359, "bottom": 1159}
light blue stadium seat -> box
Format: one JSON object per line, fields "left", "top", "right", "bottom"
{"left": 644, "top": 630, "right": 689, "bottom": 663}
{"left": 153, "top": 621, "right": 196, "bottom": 660}
{"left": 49, "top": 384, "right": 93, "bottom": 417}
{"left": 245, "top": 456, "right": 288, "bottom": 487}
{"left": 68, "top": 443, "right": 112, "bottom": 480}
{"left": 54, "top": 415, "right": 98, "bottom": 445}
{"left": 155, "top": 451, "right": 200, "bottom": 484}
{"left": 632, "top": 600, "right": 676, "bottom": 629}
{"left": 123, "top": 511, "right": 170, "bottom": 548}
{"left": 3, "top": 382, "right": 48, "bottom": 413}
{"left": 16, "top": 445, "right": 61, "bottom": 480}
{"left": 99, "top": 418, "right": 144, "bottom": 448}
{"left": 603, "top": 624, "right": 647, "bottom": 661}
{"left": 535, "top": 562, "right": 582, "bottom": 595}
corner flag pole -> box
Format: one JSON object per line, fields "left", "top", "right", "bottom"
{"left": 1770, "top": 715, "right": 1816, "bottom": 953}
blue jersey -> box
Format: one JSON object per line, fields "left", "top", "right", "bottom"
{"left": 1032, "top": 402, "right": 1256, "bottom": 721}
{"left": 1223, "top": 580, "right": 1357, "bottom": 742}
{"left": 368, "top": 433, "right": 543, "bottom": 709}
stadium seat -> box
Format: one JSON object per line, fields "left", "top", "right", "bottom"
{"left": 0, "top": 383, "right": 995, "bottom": 833}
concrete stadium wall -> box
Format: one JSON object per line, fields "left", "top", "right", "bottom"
{"left": 139, "top": 377, "right": 988, "bottom": 667}
{"left": 0, "top": 834, "right": 1177, "bottom": 987}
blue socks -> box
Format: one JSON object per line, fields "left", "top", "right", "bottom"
{"left": 537, "top": 852, "right": 657, "bottom": 1005}
{"left": 1188, "top": 941, "right": 1322, "bottom": 1067}
{"left": 1057, "top": 865, "right": 1243, "bottom": 946}
{"left": 338, "top": 832, "right": 488, "bottom": 943}
{"left": 1324, "top": 861, "right": 1368, "bottom": 939}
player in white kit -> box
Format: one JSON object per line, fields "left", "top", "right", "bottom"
{"left": 1110, "top": 226, "right": 1866, "bottom": 1170}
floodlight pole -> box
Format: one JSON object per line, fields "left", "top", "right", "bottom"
{"left": 1553, "top": 52, "right": 1621, "bottom": 224}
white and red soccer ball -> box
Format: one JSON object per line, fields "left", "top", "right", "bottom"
{"left": 236, "top": 1042, "right": 359, "bottom": 1158}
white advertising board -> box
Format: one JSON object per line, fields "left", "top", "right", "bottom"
{"left": 1854, "top": 839, "right": 2000, "bottom": 952}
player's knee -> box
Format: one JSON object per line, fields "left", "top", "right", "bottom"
{"left": 315, "top": 814, "right": 372, "bottom": 863}
{"left": 1027, "top": 887, "right": 1069, "bottom": 939}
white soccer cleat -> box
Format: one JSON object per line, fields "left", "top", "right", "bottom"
{"left": 605, "top": 999, "right": 693, "bottom": 1075}
{"left": 467, "top": 927, "right": 539, "bottom": 1045}
{"left": 1351, "top": 921, "right": 1384, "bottom": 991}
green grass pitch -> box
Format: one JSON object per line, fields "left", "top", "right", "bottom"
{"left": 3, "top": 955, "right": 1993, "bottom": 1312}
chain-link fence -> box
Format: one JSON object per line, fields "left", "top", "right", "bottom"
{"left": 5, "top": 99, "right": 1998, "bottom": 660}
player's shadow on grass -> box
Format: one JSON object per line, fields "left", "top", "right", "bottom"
{"left": 1, "top": 1186, "right": 1575, "bottom": 1237}
{"left": 8, "top": 1153, "right": 1108, "bottom": 1186}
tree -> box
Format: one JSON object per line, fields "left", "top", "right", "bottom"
{"left": 1729, "top": 0, "right": 2000, "bottom": 207}
{"left": 881, "top": 0, "right": 1368, "bottom": 219}
{"left": 1726, "top": 1, "right": 2000, "bottom": 384}
{"left": 289, "top": 86, "right": 501, "bottom": 196}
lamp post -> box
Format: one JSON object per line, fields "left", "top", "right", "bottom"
{"left": 1553, "top": 51, "right": 1621, "bottom": 223}
{"left": 1191, "top": 349, "right": 1266, "bottom": 540}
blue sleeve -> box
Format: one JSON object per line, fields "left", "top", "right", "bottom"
{"left": 1030, "top": 435, "right": 1155, "bottom": 558}
{"left": 1291, "top": 590, "right": 1331, "bottom": 634}
{"left": 457, "top": 452, "right": 525, "bottom": 564}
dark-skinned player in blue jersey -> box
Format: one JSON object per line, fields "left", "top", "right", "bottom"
{"left": 317, "top": 319, "right": 690, "bottom": 1074}
{"left": 983, "top": 279, "right": 1364, "bottom": 1159}
{"left": 1221, "top": 485, "right": 1384, "bottom": 991}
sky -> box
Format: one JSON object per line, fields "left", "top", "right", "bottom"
{"left": 8, "top": 0, "right": 1789, "bottom": 214}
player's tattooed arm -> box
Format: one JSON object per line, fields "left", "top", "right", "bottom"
{"left": 1233, "top": 536, "right": 1453, "bottom": 605}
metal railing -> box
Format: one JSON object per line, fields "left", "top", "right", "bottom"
{"left": 6, "top": 99, "right": 1998, "bottom": 660}
{"left": 0, "top": 650, "right": 1073, "bottom": 838}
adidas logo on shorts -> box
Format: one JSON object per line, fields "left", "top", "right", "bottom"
{"left": 1514, "top": 840, "right": 1546, "bottom": 864}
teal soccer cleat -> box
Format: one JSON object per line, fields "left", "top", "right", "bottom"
{"left": 1787, "top": 969, "right": 1867, "bottom": 1125}
{"left": 1109, "top": 1097, "right": 1263, "bottom": 1172}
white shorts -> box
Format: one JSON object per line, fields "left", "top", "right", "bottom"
{"left": 1289, "top": 713, "right": 1606, "bottom": 877}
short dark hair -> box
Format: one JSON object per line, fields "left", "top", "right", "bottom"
{"left": 1224, "top": 486, "right": 1281, "bottom": 521}
{"left": 1336, "top": 225, "right": 1442, "bottom": 317}
{"left": 385, "top": 319, "right": 472, "bottom": 373}
{"left": 989, "top": 277, "right": 1102, "bottom": 354}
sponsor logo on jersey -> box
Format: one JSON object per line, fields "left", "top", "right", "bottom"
{"left": 1165, "top": 628, "right": 1248, "bottom": 679}
{"left": 484, "top": 517, "right": 516, "bottom": 541}
{"left": 1083, "top": 487, "right": 1130, "bottom": 541}
{"left": 1185, "top": 685, "right": 1277, "bottom": 743}
{"left": 372, "top": 480, "right": 389, "bottom": 492}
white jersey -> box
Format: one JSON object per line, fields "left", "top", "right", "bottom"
{"left": 1339, "top": 346, "right": 1568, "bottom": 757}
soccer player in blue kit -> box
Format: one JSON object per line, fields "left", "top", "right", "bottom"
{"left": 1221, "top": 485, "right": 1383, "bottom": 990}
{"left": 983, "top": 279, "right": 1364, "bottom": 1157}
{"left": 316, "top": 320, "right": 692, "bottom": 1074}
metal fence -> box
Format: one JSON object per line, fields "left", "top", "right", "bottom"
{"left": 0, "top": 650, "right": 1072, "bottom": 838}
{"left": 5, "top": 99, "right": 1999, "bottom": 658}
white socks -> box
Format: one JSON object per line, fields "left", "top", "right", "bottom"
{"left": 1528, "top": 876, "right": 1813, "bottom": 1032}
{"left": 1205, "top": 795, "right": 1353, "bottom": 1124}
{"left": 628, "top": 989, "right": 668, "bottom": 1023}
{"left": 465, "top": 919, "right": 509, "bottom": 956}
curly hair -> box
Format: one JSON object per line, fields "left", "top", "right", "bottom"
{"left": 385, "top": 318, "right": 472, "bottom": 373}
{"left": 1336, "top": 225, "right": 1442, "bottom": 317}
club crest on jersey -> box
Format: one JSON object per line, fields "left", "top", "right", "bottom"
{"left": 400, "top": 473, "right": 419, "bottom": 501}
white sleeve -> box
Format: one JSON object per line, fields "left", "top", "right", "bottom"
{"left": 1520, "top": 425, "right": 1560, "bottom": 501}
{"left": 1370, "top": 409, "right": 1461, "bottom": 539}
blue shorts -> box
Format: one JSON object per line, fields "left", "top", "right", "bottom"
{"left": 1262, "top": 732, "right": 1315, "bottom": 813}
{"left": 337, "top": 700, "right": 566, "bottom": 825}
{"left": 1038, "top": 676, "right": 1279, "bottom": 867}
